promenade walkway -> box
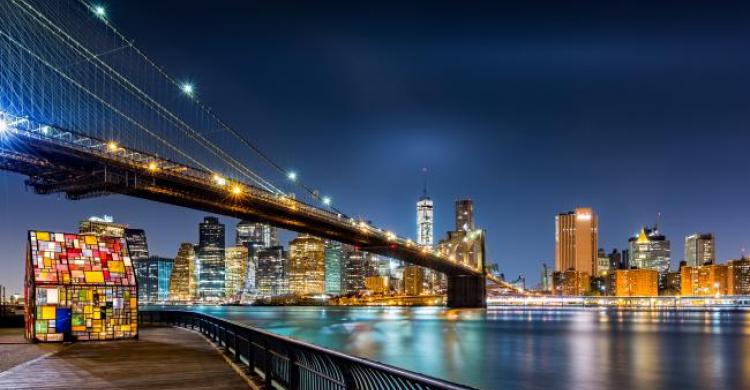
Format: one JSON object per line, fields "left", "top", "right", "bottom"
{"left": 0, "top": 326, "right": 250, "bottom": 389}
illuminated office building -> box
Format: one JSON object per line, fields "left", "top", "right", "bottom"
{"left": 169, "top": 243, "right": 197, "bottom": 302}
{"left": 344, "top": 246, "right": 367, "bottom": 293}
{"left": 256, "top": 246, "right": 287, "bottom": 296}
{"left": 365, "top": 276, "right": 389, "bottom": 294}
{"left": 555, "top": 208, "right": 598, "bottom": 275}
{"left": 135, "top": 256, "right": 174, "bottom": 303}
{"left": 614, "top": 269, "right": 659, "bottom": 297}
{"left": 728, "top": 257, "right": 750, "bottom": 295}
{"left": 681, "top": 264, "right": 728, "bottom": 296}
{"left": 416, "top": 185, "right": 435, "bottom": 294}
{"left": 288, "top": 235, "right": 325, "bottom": 296}
{"left": 236, "top": 221, "right": 278, "bottom": 248}
{"left": 685, "top": 233, "right": 715, "bottom": 267}
{"left": 552, "top": 270, "right": 590, "bottom": 296}
{"left": 596, "top": 248, "right": 610, "bottom": 275}
{"left": 225, "top": 246, "right": 248, "bottom": 301}
{"left": 628, "top": 227, "right": 671, "bottom": 273}
{"left": 403, "top": 265, "right": 424, "bottom": 296}
{"left": 196, "top": 217, "right": 225, "bottom": 301}
{"left": 79, "top": 215, "right": 126, "bottom": 238}
{"left": 325, "top": 242, "right": 344, "bottom": 296}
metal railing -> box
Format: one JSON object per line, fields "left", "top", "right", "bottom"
{"left": 139, "top": 310, "right": 476, "bottom": 390}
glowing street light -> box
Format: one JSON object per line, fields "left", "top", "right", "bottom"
{"left": 231, "top": 185, "right": 242, "bottom": 195}
{"left": 213, "top": 175, "right": 226, "bottom": 186}
{"left": 107, "top": 141, "right": 119, "bottom": 152}
{"left": 147, "top": 162, "right": 158, "bottom": 171}
{"left": 287, "top": 171, "right": 297, "bottom": 181}
{"left": 322, "top": 196, "right": 331, "bottom": 206}
{"left": 93, "top": 5, "right": 106, "bottom": 18}
{"left": 0, "top": 118, "right": 7, "bottom": 133}
{"left": 41, "top": 126, "right": 50, "bottom": 135}
{"left": 180, "top": 82, "right": 195, "bottom": 96}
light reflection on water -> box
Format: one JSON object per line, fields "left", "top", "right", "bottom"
{"left": 149, "top": 305, "right": 750, "bottom": 389}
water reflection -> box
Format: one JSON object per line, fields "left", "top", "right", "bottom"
{"left": 151, "top": 305, "right": 750, "bottom": 389}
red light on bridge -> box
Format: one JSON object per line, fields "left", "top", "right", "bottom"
{"left": 353, "top": 246, "right": 360, "bottom": 251}
{"left": 389, "top": 244, "right": 398, "bottom": 250}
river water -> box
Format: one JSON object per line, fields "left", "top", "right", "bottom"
{"left": 156, "top": 306, "right": 750, "bottom": 389}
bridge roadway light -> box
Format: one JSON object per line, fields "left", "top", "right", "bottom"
{"left": 231, "top": 185, "right": 242, "bottom": 195}
{"left": 41, "top": 126, "right": 50, "bottom": 135}
{"left": 322, "top": 196, "right": 331, "bottom": 206}
{"left": 0, "top": 118, "right": 7, "bottom": 134}
{"left": 287, "top": 171, "right": 297, "bottom": 181}
{"left": 147, "top": 162, "right": 158, "bottom": 171}
{"left": 213, "top": 174, "right": 227, "bottom": 186}
{"left": 107, "top": 141, "right": 119, "bottom": 152}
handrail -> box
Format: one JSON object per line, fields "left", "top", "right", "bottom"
{"left": 139, "top": 310, "right": 477, "bottom": 390}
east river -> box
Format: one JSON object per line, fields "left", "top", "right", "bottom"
{"left": 152, "top": 306, "right": 750, "bottom": 389}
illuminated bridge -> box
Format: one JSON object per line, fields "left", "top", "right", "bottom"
{"left": 0, "top": 0, "right": 515, "bottom": 307}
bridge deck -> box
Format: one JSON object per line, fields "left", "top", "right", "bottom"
{"left": 0, "top": 327, "right": 250, "bottom": 389}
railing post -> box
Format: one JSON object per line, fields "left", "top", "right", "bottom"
{"left": 289, "top": 349, "right": 299, "bottom": 390}
{"left": 264, "top": 336, "right": 273, "bottom": 388}
{"left": 233, "top": 326, "right": 240, "bottom": 363}
{"left": 246, "top": 331, "right": 255, "bottom": 376}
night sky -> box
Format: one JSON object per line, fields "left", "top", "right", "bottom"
{"left": 2, "top": 0, "right": 750, "bottom": 293}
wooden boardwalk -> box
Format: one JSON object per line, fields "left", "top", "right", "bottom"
{"left": 0, "top": 326, "right": 250, "bottom": 389}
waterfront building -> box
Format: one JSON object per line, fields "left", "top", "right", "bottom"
{"left": 135, "top": 256, "right": 174, "bottom": 303}
{"left": 685, "top": 233, "right": 715, "bottom": 267}
{"left": 169, "top": 243, "right": 197, "bottom": 302}
{"left": 403, "top": 265, "right": 424, "bottom": 296}
{"left": 555, "top": 208, "right": 598, "bottom": 276}
{"left": 596, "top": 248, "right": 610, "bottom": 275}
{"left": 628, "top": 227, "right": 671, "bottom": 274}
{"left": 78, "top": 215, "right": 126, "bottom": 238}
{"left": 608, "top": 249, "right": 622, "bottom": 270}
{"left": 344, "top": 246, "right": 367, "bottom": 293}
{"left": 225, "top": 246, "right": 248, "bottom": 301}
{"left": 324, "top": 242, "right": 344, "bottom": 296}
{"left": 728, "top": 257, "right": 750, "bottom": 295}
{"left": 540, "top": 263, "right": 552, "bottom": 292}
{"left": 552, "top": 270, "right": 590, "bottom": 296}
{"left": 256, "top": 246, "right": 288, "bottom": 296}
{"left": 664, "top": 271, "right": 682, "bottom": 296}
{"left": 26, "top": 230, "right": 138, "bottom": 342}
{"left": 365, "top": 275, "right": 389, "bottom": 295}
{"left": 196, "top": 217, "right": 225, "bottom": 301}
{"left": 124, "top": 229, "right": 150, "bottom": 263}
{"left": 288, "top": 235, "right": 325, "bottom": 296}
{"left": 614, "top": 269, "right": 659, "bottom": 297}
{"left": 681, "top": 264, "right": 729, "bottom": 296}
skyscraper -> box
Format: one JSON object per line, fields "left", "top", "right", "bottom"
{"left": 455, "top": 199, "right": 475, "bottom": 231}
{"left": 628, "top": 226, "right": 671, "bottom": 273}
{"left": 236, "top": 221, "right": 279, "bottom": 248}
{"left": 324, "top": 242, "right": 344, "bottom": 296}
{"left": 417, "top": 193, "right": 434, "bottom": 247}
{"left": 169, "top": 243, "right": 197, "bottom": 302}
{"left": 555, "top": 207, "right": 598, "bottom": 275}
{"left": 135, "top": 256, "right": 174, "bottom": 303}
{"left": 124, "top": 228, "right": 150, "bottom": 265}
{"left": 256, "top": 246, "right": 288, "bottom": 296}
{"left": 225, "top": 246, "right": 248, "bottom": 301}
{"left": 685, "top": 233, "right": 715, "bottom": 267}
{"left": 344, "top": 246, "right": 367, "bottom": 293}
{"left": 403, "top": 265, "right": 424, "bottom": 296}
{"left": 196, "top": 216, "right": 225, "bottom": 301}
{"left": 288, "top": 235, "right": 325, "bottom": 295}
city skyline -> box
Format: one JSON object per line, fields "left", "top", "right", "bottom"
{"left": 3, "top": 0, "right": 750, "bottom": 294}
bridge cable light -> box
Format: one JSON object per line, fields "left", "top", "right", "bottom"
{"left": 287, "top": 171, "right": 297, "bottom": 182}
{"left": 180, "top": 82, "right": 195, "bottom": 96}
{"left": 322, "top": 196, "right": 331, "bottom": 206}
{"left": 93, "top": 5, "right": 106, "bottom": 18}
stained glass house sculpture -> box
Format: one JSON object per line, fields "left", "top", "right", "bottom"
{"left": 25, "top": 231, "right": 138, "bottom": 342}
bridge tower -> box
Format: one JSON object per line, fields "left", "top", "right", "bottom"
{"left": 444, "top": 228, "right": 487, "bottom": 308}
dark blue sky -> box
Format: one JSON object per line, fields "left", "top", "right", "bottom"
{"left": 3, "top": 0, "right": 750, "bottom": 292}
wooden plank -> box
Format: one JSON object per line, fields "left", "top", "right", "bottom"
{"left": 0, "top": 327, "right": 249, "bottom": 389}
